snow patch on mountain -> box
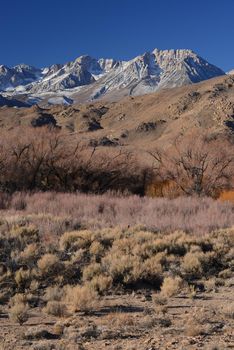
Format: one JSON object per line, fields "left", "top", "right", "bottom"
{"left": 48, "top": 96, "right": 73, "bottom": 106}
{"left": 0, "top": 49, "right": 225, "bottom": 104}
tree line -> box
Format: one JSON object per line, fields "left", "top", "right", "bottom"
{"left": 0, "top": 126, "right": 233, "bottom": 197}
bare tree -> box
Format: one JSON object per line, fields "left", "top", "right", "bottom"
{"left": 149, "top": 133, "right": 234, "bottom": 197}
{"left": 0, "top": 126, "right": 149, "bottom": 194}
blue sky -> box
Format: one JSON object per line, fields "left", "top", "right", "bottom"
{"left": 1, "top": 0, "right": 234, "bottom": 71}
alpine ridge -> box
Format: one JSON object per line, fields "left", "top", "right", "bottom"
{"left": 0, "top": 49, "right": 225, "bottom": 106}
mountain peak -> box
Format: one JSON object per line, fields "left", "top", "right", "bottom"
{"left": 0, "top": 49, "right": 225, "bottom": 104}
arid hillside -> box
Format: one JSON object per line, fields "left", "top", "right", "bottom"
{"left": 1, "top": 75, "right": 234, "bottom": 156}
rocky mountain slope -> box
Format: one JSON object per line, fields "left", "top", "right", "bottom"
{"left": 0, "top": 49, "right": 225, "bottom": 105}
{"left": 0, "top": 94, "right": 29, "bottom": 108}
{"left": 1, "top": 75, "right": 234, "bottom": 157}
{"left": 0, "top": 64, "right": 42, "bottom": 91}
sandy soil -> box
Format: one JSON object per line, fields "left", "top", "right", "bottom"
{"left": 1, "top": 278, "right": 233, "bottom": 350}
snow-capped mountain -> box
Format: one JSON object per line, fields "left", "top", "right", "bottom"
{"left": 87, "top": 49, "right": 225, "bottom": 99}
{"left": 0, "top": 49, "right": 225, "bottom": 105}
{"left": 0, "top": 64, "right": 42, "bottom": 91}
{"left": 23, "top": 56, "right": 121, "bottom": 96}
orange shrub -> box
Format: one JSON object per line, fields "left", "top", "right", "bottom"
{"left": 219, "top": 190, "right": 234, "bottom": 203}
{"left": 145, "top": 179, "right": 181, "bottom": 198}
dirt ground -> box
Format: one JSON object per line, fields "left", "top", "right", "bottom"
{"left": 1, "top": 278, "right": 233, "bottom": 350}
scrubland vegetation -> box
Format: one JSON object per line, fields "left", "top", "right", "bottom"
{"left": 0, "top": 127, "right": 233, "bottom": 349}
{"left": 0, "top": 192, "right": 233, "bottom": 349}
{"left": 1, "top": 191, "right": 234, "bottom": 233}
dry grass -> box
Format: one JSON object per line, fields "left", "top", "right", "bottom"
{"left": 1, "top": 192, "right": 234, "bottom": 234}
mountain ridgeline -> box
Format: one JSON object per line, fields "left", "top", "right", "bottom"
{"left": 0, "top": 49, "right": 225, "bottom": 106}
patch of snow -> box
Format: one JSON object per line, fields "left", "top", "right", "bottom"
{"left": 48, "top": 96, "right": 73, "bottom": 105}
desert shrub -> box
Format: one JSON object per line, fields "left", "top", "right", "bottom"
{"left": 185, "top": 307, "right": 211, "bottom": 336}
{"left": 183, "top": 249, "right": 221, "bottom": 279}
{"left": 111, "top": 237, "right": 134, "bottom": 255}
{"left": 226, "top": 247, "right": 234, "bottom": 266}
{"left": 19, "top": 243, "right": 39, "bottom": 264}
{"left": 203, "top": 278, "right": 218, "bottom": 292}
{"left": 218, "top": 268, "right": 232, "bottom": 279}
{"left": 182, "top": 252, "right": 203, "bottom": 278}
{"left": 215, "top": 278, "right": 225, "bottom": 287}
{"left": 61, "top": 260, "right": 82, "bottom": 285}
{"left": 136, "top": 257, "right": 163, "bottom": 287}
{"left": 0, "top": 202, "right": 233, "bottom": 314}
{"left": 9, "top": 302, "right": 29, "bottom": 325}
{"left": 53, "top": 321, "right": 65, "bottom": 336}
{"left": 10, "top": 225, "right": 39, "bottom": 245}
{"left": 1, "top": 126, "right": 230, "bottom": 198}
{"left": 15, "top": 268, "right": 31, "bottom": 290}
{"left": 60, "top": 230, "right": 93, "bottom": 251}
{"left": 102, "top": 312, "right": 137, "bottom": 328}
{"left": 44, "top": 285, "right": 64, "bottom": 302}
{"left": 70, "top": 249, "right": 86, "bottom": 264}
{"left": 10, "top": 293, "right": 28, "bottom": 306}
{"left": 29, "top": 279, "right": 40, "bottom": 292}
{"left": 82, "top": 263, "right": 103, "bottom": 282}
{"left": 65, "top": 285, "right": 98, "bottom": 313}
{"left": 89, "top": 241, "right": 105, "bottom": 260}
{"left": 185, "top": 320, "right": 204, "bottom": 336}
{"left": 152, "top": 293, "right": 168, "bottom": 306}
{"left": 102, "top": 250, "right": 163, "bottom": 287}
{"left": 43, "top": 301, "right": 68, "bottom": 317}
{"left": 199, "top": 252, "right": 221, "bottom": 274}
{"left": 102, "top": 253, "right": 138, "bottom": 285}
{"left": 160, "top": 276, "right": 183, "bottom": 297}
{"left": 89, "top": 275, "right": 113, "bottom": 294}
{"left": 37, "top": 253, "right": 61, "bottom": 275}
